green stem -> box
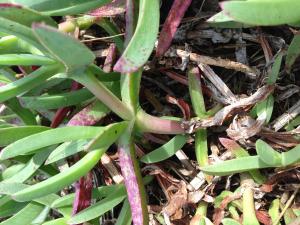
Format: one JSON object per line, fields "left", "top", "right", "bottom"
{"left": 240, "top": 174, "right": 259, "bottom": 225}
{"left": 188, "top": 68, "right": 210, "bottom": 172}
{"left": 191, "top": 202, "right": 208, "bottom": 225}
{"left": 72, "top": 70, "right": 133, "bottom": 121}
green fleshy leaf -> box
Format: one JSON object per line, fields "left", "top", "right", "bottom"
{"left": 222, "top": 218, "right": 241, "bottom": 225}
{"left": 69, "top": 186, "right": 126, "bottom": 224}
{"left": 286, "top": 33, "right": 300, "bottom": 72}
{"left": 256, "top": 140, "right": 282, "bottom": 166}
{"left": 0, "top": 202, "right": 45, "bottom": 225}
{"left": 0, "top": 126, "right": 50, "bottom": 147}
{"left": 32, "top": 24, "right": 95, "bottom": 72}
{"left": 0, "top": 126, "right": 104, "bottom": 160}
{"left": 46, "top": 122, "right": 128, "bottom": 164}
{"left": 19, "top": 88, "right": 93, "bottom": 109}
{"left": 0, "top": 4, "right": 56, "bottom": 27}
{"left": 113, "top": 0, "right": 160, "bottom": 73}
{"left": 201, "top": 156, "right": 271, "bottom": 176}
{"left": 0, "top": 0, "right": 111, "bottom": 16}
{"left": 13, "top": 148, "right": 106, "bottom": 202}
{"left": 140, "top": 135, "right": 187, "bottom": 163}
{"left": 207, "top": 11, "right": 252, "bottom": 28}
{"left": 221, "top": 0, "right": 300, "bottom": 26}
{"left": 0, "top": 65, "right": 60, "bottom": 103}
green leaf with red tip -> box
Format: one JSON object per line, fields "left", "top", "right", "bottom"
{"left": 220, "top": 0, "right": 300, "bottom": 26}
{"left": 113, "top": 0, "right": 159, "bottom": 73}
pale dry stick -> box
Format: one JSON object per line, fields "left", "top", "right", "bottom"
{"left": 176, "top": 49, "right": 259, "bottom": 76}
{"left": 175, "top": 150, "right": 195, "bottom": 173}
{"left": 93, "top": 48, "right": 110, "bottom": 58}
{"left": 81, "top": 33, "right": 125, "bottom": 43}
{"left": 271, "top": 99, "right": 300, "bottom": 131}
{"left": 198, "top": 63, "right": 237, "bottom": 104}
{"left": 0, "top": 104, "right": 6, "bottom": 114}
{"left": 101, "top": 153, "right": 124, "bottom": 184}
{"left": 274, "top": 187, "right": 299, "bottom": 225}
{"left": 182, "top": 85, "right": 274, "bottom": 133}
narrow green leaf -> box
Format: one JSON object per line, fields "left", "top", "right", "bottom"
{"left": 0, "top": 126, "right": 104, "bottom": 160}
{"left": 113, "top": 0, "right": 160, "bottom": 73}
{"left": 1, "top": 164, "right": 25, "bottom": 180}
{"left": 256, "top": 140, "right": 282, "bottom": 166}
{"left": 46, "top": 140, "right": 89, "bottom": 165}
{"left": 115, "top": 199, "right": 132, "bottom": 225}
{"left": 69, "top": 186, "right": 126, "bottom": 224}
{"left": 51, "top": 184, "right": 121, "bottom": 208}
{"left": 267, "top": 53, "right": 283, "bottom": 85}
{"left": 0, "top": 4, "right": 57, "bottom": 27}
{"left": 20, "top": 88, "right": 93, "bottom": 109}
{"left": 281, "top": 144, "right": 300, "bottom": 166}
{"left": 46, "top": 122, "right": 128, "bottom": 164}
{"left": 256, "top": 95, "right": 274, "bottom": 124}
{"left": 201, "top": 156, "right": 271, "bottom": 176}
{"left": 0, "top": 0, "right": 111, "bottom": 15}
{"left": 32, "top": 24, "right": 95, "bottom": 71}
{"left": 0, "top": 202, "right": 44, "bottom": 225}
{"left": 0, "top": 182, "right": 70, "bottom": 216}
{"left": 5, "top": 97, "right": 37, "bottom": 125}
{"left": 13, "top": 148, "right": 106, "bottom": 202}
{"left": 0, "top": 200, "right": 27, "bottom": 217}
{"left": 286, "top": 33, "right": 300, "bottom": 72}
{"left": 207, "top": 11, "right": 252, "bottom": 28}
{"left": 219, "top": 138, "right": 266, "bottom": 184}
{"left": 269, "top": 199, "right": 280, "bottom": 224}
{"left": 3, "top": 148, "right": 51, "bottom": 183}
{"left": 0, "top": 17, "right": 45, "bottom": 52}
{"left": 0, "top": 54, "right": 55, "bottom": 66}
{"left": 0, "top": 65, "right": 60, "bottom": 103}
{"left": 221, "top": 0, "right": 300, "bottom": 26}
{"left": 32, "top": 206, "right": 50, "bottom": 224}
{"left": 0, "top": 126, "right": 50, "bottom": 147}
{"left": 42, "top": 218, "right": 68, "bottom": 225}
{"left": 140, "top": 135, "right": 187, "bottom": 163}
{"left": 222, "top": 218, "right": 241, "bottom": 225}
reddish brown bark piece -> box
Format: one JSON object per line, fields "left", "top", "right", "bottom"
{"left": 156, "top": 0, "right": 192, "bottom": 57}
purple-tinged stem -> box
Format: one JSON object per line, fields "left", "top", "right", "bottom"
{"left": 136, "top": 109, "right": 185, "bottom": 134}
{"left": 118, "top": 128, "right": 148, "bottom": 225}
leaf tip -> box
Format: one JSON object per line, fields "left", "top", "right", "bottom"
{"left": 113, "top": 57, "right": 138, "bottom": 73}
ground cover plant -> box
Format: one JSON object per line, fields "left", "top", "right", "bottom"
{"left": 0, "top": 0, "right": 299, "bottom": 224}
